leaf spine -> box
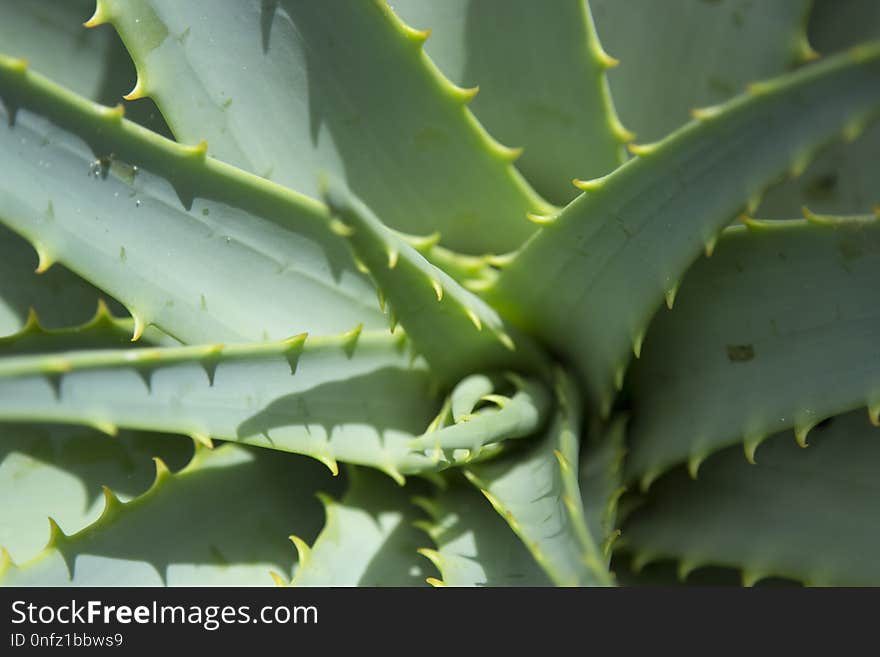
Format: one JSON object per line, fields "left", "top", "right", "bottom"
{"left": 465, "top": 308, "right": 482, "bottom": 331}
{"left": 329, "top": 218, "right": 355, "bottom": 237}
{"left": 687, "top": 453, "right": 704, "bottom": 479}
{"left": 526, "top": 212, "right": 556, "bottom": 226}
{"left": 664, "top": 284, "right": 678, "bottom": 310}
{"left": 288, "top": 534, "right": 312, "bottom": 567}
{"left": 572, "top": 175, "right": 610, "bottom": 192}
{"left": 33, "top": 243, "right": 55, "bottom": 274}
{"left": 626, "top": 142, "right": 657, "bottom": 157}
{"left": 83, "top": 1, "right": 110, "bottom": 28}
{"left": 387, "top": 247, "right": 399, "bottom": 269}
{"left": 430, "top": 278, "right": 443, "bottom": 301}
{"left": 632, "top": 331, "right": 644, "bottom": 359}
{"left": 123, "top": 76, "right": 147, "bottom": 101}
{"left": 268, "top": 571, "right": 287, "bottom": 587}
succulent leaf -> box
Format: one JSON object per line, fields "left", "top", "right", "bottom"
{"left": 464, "top": 370, "right": 613, "bottom": 586}
{"left": 0, "top": 57, "right": 384, "bottom": 344}
{"left": 628, "top": 216, "right": 880, "bottom": 483}
{"left": 0, "top": 225, "right": 124, "bottom": 336}
{"left": 591, "top": 0, "right": 814, "bottom": 143}
{"left": 0, "top": 329, "right": 442, "bottom": 476}
{"left": 0, "top": 424, "right": 191, "bottom": 564}
{"left": 621, "top": 409, "right": 880, "bottom": 586}
{"left": 391, "top": 0, "right": 627, "bottom": 203}
{"left": 758, "top": 0, "right": 880, "bottom": 217}
{"left": 0, "top": 443, "right": 339, "bottom": 586}
{"left": 415, "top": 483, "right": 551, "bottom": 586}
{"left": 99, "top": 0, "right": 551, "bottom": 254}
{"left": 290, "top": 467, "right": 437, "bottom": 586}
{"left": 487, "top": 45, "right": 880, "bottom": 414}
{"left": 323, "top": 185, "right": 548, "bottom": 384}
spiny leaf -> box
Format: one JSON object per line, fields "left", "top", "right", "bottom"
{"left": 409, "top": 374, "right": 552, "bottom": 458}
{"left": 0, "top": 329, "right": 443, "bottom": 478}
{"left": 0, "top": 443, "right": 339, "bottom": 586}
{"left": 98, "top": 0, "right": 551, "bottom": 254}
{"left": 0, "top": 0, "right": 170, "bottom": 136}
{"left": 323, "top": 185, "right": 547, "bottom": 385}
{"left": 414, "top": 482, "right": 551, "bottom": 586}
{"left": 0, "top": 56, "right": 384, "bottom": 344}
{"left": 627, "top": 216, "right": 880, "bottom": 485}
{"left": 620, "top": 409, "right": 880, "bottom": 586}
{"left": 290, "top": 467, "right": 436, "bottom": 586}
{"left": 0, "top": 424, "right": 191, "bottom": 564}
{"left": 580, "top": 416, "right": 627, "bottom": 559}
{"left": 464, "top": 370, "right": 613, "bottom": 586}
{"left": 391, "top": 0, "right": 627, "bottom": 204}
{"left": 591, "top": 0, "right": 814, "bottom": 143}
{"left": 486, "top": 45, "right": 880, "bottom": 415}
{"left": 758, "top": 0, "right": 880, "bottom": 218}
{"left": 0, "top": 224, "right": 124, "bottom": 336}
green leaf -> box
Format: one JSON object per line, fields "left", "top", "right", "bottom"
{"left": 415, "top": 483, "right": 551, "bottom": 586}
{"left": 0, "top": 0, "right": 170, "bottom": 136}
{"left": 391, "top": 0, "right": 627, "bottom": 204}
{"left": 486, "top": 45, "right": 880, "bottom": 415}
{"left": 323, "top": 185, "right": 547, "bottom": 385}
{"left": 465, "top": 370, "right": 613, "bottom": 586}
{"left": 0, "top": 330, "right": 442, "bottom": 479}
{"left": 0, "top": 224, "right": 122, "bottom": 336}
{"left": 591, "top": 0, "right": 813, "bottom": 143}
{"left": 290, "top": 467, "right": 436, "bottom": 586}
{"left": 1, "top": 443, "right": 339, "bottom": 586}
{"left": 579, "top": 416, "right": 627, "bottom": 559}
{"left": 0, "top": 56, "right": 384, "bottom": 344}
{"left": 97, "top": 0, "right": 550, "bottom": 254}
{"left": 620, "top": 409, "right": 880, "bottom": 586}
{"left": 0, "top": 424, "right": 191, "bottom": 564}
{"left": 758, "top": 0, "right": 880, "bottom": 218}
{"left": 627, "top": 216, "right": 880, "bottom": 486}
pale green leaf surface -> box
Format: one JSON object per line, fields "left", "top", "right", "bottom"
{"left": 0, "top": 424, "right": 191, "bottom": 564}
{"left": 417, "top": 483, "right": 551, "bottom": 586}
{"left": 621, "top": 409, "right": 880, "bottom": 586}
{"left": 0, "top": 58, "right": 384, "bottom": 344}
{"left": 487, "top": 46, "right": 880, "bottom": 414}
{"left": 465, "top": 371, "right": 612, "bottom": 586}
{"left": 0, "top": 331, "right": 442, "bottom": 477}
{"left": 591, "top": 0, "right": 812, "bottom": 143}
{"left": 1, "top": 443, "right": 338, "bottom": 586}
{"left": 628, "top": 217, "right": 880, "bottom": 484}
{"left": 0, "top": 0, "right": 170, "bottom": 136}
{"left": 101, "top": 0, "right": 549, "bottom": 253}
{"left": 391, "top": 0, "right": 626, "bottom": 204}
{"left": 0, "top": 224, "right": 123, "bottom": 336}
{"left": 324, "top": 185, "right": 547, "bottom": 385}
{"left": 758, "top": 0, "right": 880, "bottom": 218}
{"left": 291, "top": 468, "right": 436, "bottom": 586}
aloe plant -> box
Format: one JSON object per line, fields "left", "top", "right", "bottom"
{"left": 0, "top": 0, "right": 878, "bottom": 588}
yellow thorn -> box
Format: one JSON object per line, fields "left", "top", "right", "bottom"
{"left": 329, "top": 218, "right": 355, "bottom": 237}
{"left": 89, "top": 419, "right": 118, "bottom": 437}
{"left": 268, "top": 571, "right": 288, "bottom": 587}
{"left": 741, "top": 571, "right": 763, "bottom": 587}
{"left": 553, "top": 448, "right": 571, "bottom": 473}
{"left": 406, "top": 26, "right": 431, "bottom": 44}
{"left": 83, "top": 1, "right": 110, "bottom": 28}
{"left": 596, "top": 49, "right": 619, "bottom": 69}
{"left": 465, "top": 308, "right": 482, "bottom": 331}
{"left": 34, "top": 244, "right": 55, "bottom": 274}
{"left": 387, "top": 247, "right": 399, "bottom": 269}
{"left": 190, "top": 432, "right": 214, "bottom": 449}
{"left": 687, "top": 454, "right": 703, "bottom": 479}
{"left": 704, "top": 234, "right": 718, "bottom": 258}
{"left": 611, "top": 119, "right": 636, "bottom": 143}
{"left": 664, "top": 285, "right": 678, "bottom": 310}
{"left": 381, "top": 465, "right": 406, "bottom": 486}
{"left": 430, "top": 278, "right": 443, "bottom": 301}
{"left": 627, "top": 142, "right": 656, "bottom": 157}
{"left": 288, "top": 534, "right": 311, "bottom": 567}
{"left": 497, "top": 331, "right": 516, "bottom": 351}
{"left": 526, "top": 212, "right": 556, "bottom": 226}
{"left": 690, "top": 105, "right": 721, "bottom": 120}
{"left": 152, "top": 456, "right": 171, "bottom": 484}
{"left": 613, "top": 365, "right": 625, "bottom": 391}
{"left": 23, "top": 307, "right": 41, "bottom": 332}
{"left": 743, "top": 435, "right": 762, "bottom": 464}
{"left": 317, "top": 454, "right": 340, "bottom": 477}
{"left": 425, "top": 577, "right": 446, "bottom": 587}
{"left": 123, "top": 77, "right": 147, "bottom": 101}
{"left": 794, "top": 423, "right": 813, "bottom": 449}
{"left": 572, "top": 174, "right": 610, "bottom": 192}
{"left": 417, "top": 547, "right": 443, "bottom": 569}
{"left": 456, "top": 84, "right": 480, "bottom": 102}
{"left": 481, "top": 394, "right": 509, "bottom": 409}
{"left": 801, "top": 206, "right": 830, "bottom": 225}
{"left": 632, "top": 331, "right": 644, "bottom": 359}
{"left": 639, "top": 470, "right": 660, "bottom": 493}
{"left": 47, "top": 517, "right": 67, "bottom": 545}
{"left": 130, "top": 313, "right": 146, "bottom": 342}
{"left": 186, "top": 139, "right": 208, "bottom": 157}
{"left": 677, "top": 560, "right": 700, "bottom": 582}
